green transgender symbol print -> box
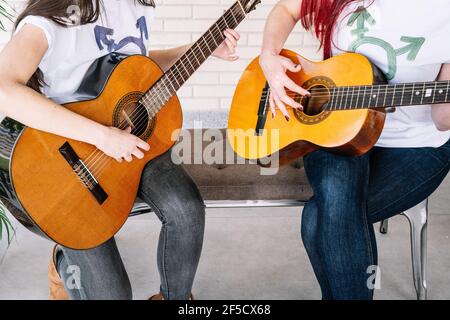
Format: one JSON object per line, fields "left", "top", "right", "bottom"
{"left": 347, "top": 6, "right": 425, "bottom": 80}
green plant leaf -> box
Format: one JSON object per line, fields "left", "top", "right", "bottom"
{"left": 0, "top": 217, "right": 10, "bottom": 242}
{"left": 0, "top": 1, "right": 14, "bottom": 32}
{"left": 0, "top": 204, "right": 15, "bottom": 244}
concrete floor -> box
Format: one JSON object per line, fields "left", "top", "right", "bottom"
{"left": 0, "top": 207, "right": 450, "bottom": 300}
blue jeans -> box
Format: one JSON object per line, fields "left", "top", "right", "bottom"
{"left": 55, "top": 151, "right": 205, "bottom": 300}
{"left": 302, "top": 139, "right": 450, "bottom": 300}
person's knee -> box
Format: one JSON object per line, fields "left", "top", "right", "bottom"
{"left": 161, "top": 192, "right": 205, "bottom": 230}
{"left": 305, "top": 152, "right": 369, "bottom": 202}
{"left": 183, "top": 196, "right": 206, "bottom": 229}
{"left": 320, "top": 192, "right": 359, "bottom": 225}
{"left": 313, "top": 166, "right": 368, "bottom": 220}
{"left": 305, "top": 185, "right": 364, "bottom": 238}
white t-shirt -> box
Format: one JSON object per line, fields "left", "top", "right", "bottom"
{"left": 333, "top": 0, "right": 450, "bottom": 148}
{"left": 14, "top": 0, "right": 155, "bottom": 101}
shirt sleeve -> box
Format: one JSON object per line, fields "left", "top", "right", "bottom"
{"left": 15, "top": 15, "right": 55, "bottom": 61}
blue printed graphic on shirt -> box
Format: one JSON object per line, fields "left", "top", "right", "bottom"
{"left": 347, "top": 7, "right": 425, "bottom": 80}
{"left": 94, "top": 16, "right": 149, "bottom": 55}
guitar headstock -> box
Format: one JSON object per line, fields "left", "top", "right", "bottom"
{"left": 239, "top": 0, "right": 261, "bottom": 14}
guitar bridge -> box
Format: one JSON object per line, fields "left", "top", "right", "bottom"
{"left": 255, "top": 82, "right": 270, "bottom": 136}
{"left": 59, "top": 142, "right": 108, "bottom": 205}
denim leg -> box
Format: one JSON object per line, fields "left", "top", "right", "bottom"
{"left": 56, "top": 238, "right": 132, "bottom": 300}
{"left": 138, "top": 151, "right": 205, "bottom": 300}
{"left": 367, "top": 140, "right": 450, "bottom": 222}
{"left": 301, "top": 140, "right": 450, "bottom": 300}
{"left": 301, "top": 199, "right": 332, "bottom": 299}
{"left": 302, "top": 150, "right": 376, "bottom": 300}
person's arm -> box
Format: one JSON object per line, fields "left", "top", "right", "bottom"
{"left": 0, "top": 25, "right": 149, "bottom": 162}
{"left": 262, "top": 0, "right": 299, "bottom": 56}
{"left": 260, "top": 0, "right": 310, "bottom": 120}
{"left": 148, "top": 29, "right": 240, "bottom": 71}
{"left": 148, "top": 44, "right": 190, "bottom": 72}
{"left": 432, "top": 63, "right": 450, "bottom": 131}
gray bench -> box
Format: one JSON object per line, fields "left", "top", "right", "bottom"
{"left": 131, "top": 129, "right": 429, "bottom": 300}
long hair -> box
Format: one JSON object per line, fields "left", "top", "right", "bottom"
{"left": 300, "top": 0, "right": 371, "bottom": 59}
{"left": 14, "top": 0, "right": 155, "bottom": 92}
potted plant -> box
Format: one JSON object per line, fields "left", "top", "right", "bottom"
{"left": 0, "top": 0, "right": 15, "bottom": 247}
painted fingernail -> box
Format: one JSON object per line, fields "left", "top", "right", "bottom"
{"left": 285, "top": 116, "right": 290, "bottom": 122}
{"left": 272, "top": 113, "right": 275, "bottom": 119}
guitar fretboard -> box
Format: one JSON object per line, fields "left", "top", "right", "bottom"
{"left": 326, "top": 81, "right": 450, "bottom": 111}
{"left": 140, "top": 1, "right": 247, "bottom": 116}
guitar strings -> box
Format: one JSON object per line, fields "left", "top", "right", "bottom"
{"left": 260, "top": 82, "right": 450, "bottom": 100}
{"left": 261, "top": 83, "right": 450, "bottom": 116}
{"left": 129, "top": 5, "right": 244, "bottom": 124}
{"left": 260, "top": 83, "right": 450, "bottom": 111}
{"left": 82, "top": 3, "right": 246, "bottom": 176}
{"left": 129, "top": 3, "right": 244, "bottom": 128}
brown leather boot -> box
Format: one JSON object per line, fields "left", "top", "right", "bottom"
{"left": 149, "top": 292, "right": 194, "bottom": 300}
{"left": 149, "top": 292, "right": 164, "bottom": 300}
{"left": 48, "top": 245, "right": 69, "bottom": 300}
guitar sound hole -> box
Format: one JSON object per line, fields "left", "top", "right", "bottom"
{"left": 119, "top": 102, "right": 149, "bottom": 137}
{"left": 114, "top": 92, "right": 157, "bottom": 141}
{"left": 301, "top": 85, "right": 330, "bottom": 116}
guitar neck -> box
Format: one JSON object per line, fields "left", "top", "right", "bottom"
{"left": 328, "top": 80, "right": 450, "bottom": 111}
{"left": 140, "top": 1, "right": 248, "bottom": 113}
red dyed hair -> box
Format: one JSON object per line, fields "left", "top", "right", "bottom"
{"left": 300, "top": 0, "right": 365, "bottom": 59}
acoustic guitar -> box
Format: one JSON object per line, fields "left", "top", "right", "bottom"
{"left": 228, "top": 49, "right": 450, "bottom": 165}
{"left": 0, "top": 0, "right": 261, "bottom": 249}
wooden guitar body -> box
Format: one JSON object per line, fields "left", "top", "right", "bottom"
{"left": 227, "top": 50, "right": 387, "bottom": 165}
{"left": 0, "top": 54, "right": 182, "bottom": 249}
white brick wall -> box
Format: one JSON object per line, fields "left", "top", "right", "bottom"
{"left": 0, "top": 0, "right": 321, "bottom": 120}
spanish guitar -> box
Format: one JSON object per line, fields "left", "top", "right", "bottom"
{"left": 228, "top": 49, "right": 450, "bottom": 165}
{"left": 0, "top": 0, "right": 261, "bottom": 249}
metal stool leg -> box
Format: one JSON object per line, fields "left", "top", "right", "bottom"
{"left": 380, "top": 219, "right": 389, "bottom": 234}
{"left": 402, "top": 199, "right": 428, "bottom": 300}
